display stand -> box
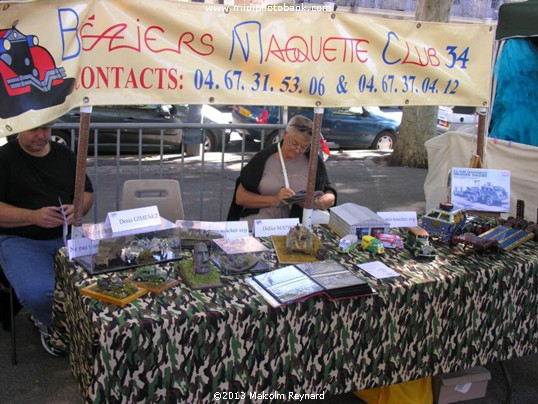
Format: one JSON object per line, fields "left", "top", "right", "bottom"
{"left": 271, "top": 235, "right": 323, "bottom": 264}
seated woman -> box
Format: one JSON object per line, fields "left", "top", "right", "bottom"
{"left": 227, "top": 115, "right": 336, "bottom": 229}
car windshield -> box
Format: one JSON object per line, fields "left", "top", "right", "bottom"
{"left": 333, "top": 107, "right": 365, "bottom": 116}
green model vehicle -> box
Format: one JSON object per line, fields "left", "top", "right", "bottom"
{"left": 406, "top": 227, "right": 437, "bottom": 259}
{"left": 131, "top": 265, "right": 169, "bottom": 284}
{"left": 361, "top": 235, "right": 385, "bottom": 255}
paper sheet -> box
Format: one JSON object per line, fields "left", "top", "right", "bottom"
{"left": 357, "top": 261, "right": 400, "bottom": 279}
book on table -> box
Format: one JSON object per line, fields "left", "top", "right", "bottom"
{"left": 279, "top": 190, "right": 324, "bottom": 206}
{"left": 246, "top": 260, "right": 376, "bottom": 307}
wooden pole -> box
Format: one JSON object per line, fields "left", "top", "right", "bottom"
{"left": 470, "top": 107, "right": 488, "bottom": 169}
{"left": 72, "top": 106, "right": 92, "bottom": 230}
{"left": 302, "top": 107, "right": 323, "bottom": 228}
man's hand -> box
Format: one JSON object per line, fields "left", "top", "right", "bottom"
{"left": 60, "top": 204, "right": 75, "bottom": 225}
{"left": 32, "top": 206, "right": 67, "bottom": 228}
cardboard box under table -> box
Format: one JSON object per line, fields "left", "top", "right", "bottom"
{"left": 433, "top": 366, "right": 491, "bottom": 403}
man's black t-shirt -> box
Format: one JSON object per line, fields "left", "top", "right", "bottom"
{"left": 0, "top": 140, "right": 93, "bottom": 240}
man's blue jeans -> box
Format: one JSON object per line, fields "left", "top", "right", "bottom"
{"left": 0, "top": 235, "right": 64, "bottom": 327}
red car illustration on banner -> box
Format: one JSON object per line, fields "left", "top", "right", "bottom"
{"left": 0, "top": 23, "right": 74, "bottom": 119}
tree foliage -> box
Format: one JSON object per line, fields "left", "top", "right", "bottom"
{"left": 388, "top": 0, "right": 454, "bottom": 168}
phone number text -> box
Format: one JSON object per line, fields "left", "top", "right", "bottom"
{"left": 194, "top": 69, "right": 462, "bottom": 97}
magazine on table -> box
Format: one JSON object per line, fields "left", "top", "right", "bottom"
{"left": 247, "top": 260, "right": 376, "bottom": 307}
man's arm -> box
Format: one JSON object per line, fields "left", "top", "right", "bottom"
{"left": 83, "top": 192, "right": 93, "bottom": 215}
{"left": 0, "top": 201, "right": 65, "bottom": 228}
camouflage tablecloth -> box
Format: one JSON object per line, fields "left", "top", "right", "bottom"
{"left": 51, "top": 227, "right": 538, "bottom": 403}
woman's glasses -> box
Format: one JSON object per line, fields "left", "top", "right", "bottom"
{"left": 289, "top": 124, "right": 313, "bottom": 135}
{"left": 288, "top": 137, "right": 310, "bottom": 153}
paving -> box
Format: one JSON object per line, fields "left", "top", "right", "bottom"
{"left": 83, "top": 142, "right": 429, "bottom": 224}
{"left": 1, "top": 144, "right": 536, "bottom": 403}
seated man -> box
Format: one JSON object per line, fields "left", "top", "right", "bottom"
{"left": 0, "top": 122, "right": 93, "bottom": 355}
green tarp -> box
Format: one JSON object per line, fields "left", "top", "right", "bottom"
{"left": 496, "top": 0, "right": 538, "bottom": 40}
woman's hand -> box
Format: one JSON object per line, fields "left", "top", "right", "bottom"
{"left": 236, "top": 183, "right": 294, "bottom": 209}
{"left": 276, "top": 187, "right": 295, "bottom": 204}
{"left": 314, "top": 192, "right": 336, "bottom": 210}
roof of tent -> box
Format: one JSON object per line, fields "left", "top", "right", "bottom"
{"left": 496, "top": 0, "right": 538, "bottom": 40}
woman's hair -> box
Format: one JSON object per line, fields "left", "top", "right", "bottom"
{"left": 286, "top": 115, "right": 313, "bottom": 138}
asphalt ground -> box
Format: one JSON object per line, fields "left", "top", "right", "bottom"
{"left": 1, "top": 141, "right": 536, "bottom": 403}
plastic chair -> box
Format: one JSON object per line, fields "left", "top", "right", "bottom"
{"left": 0, "top": 266, "right": 18, "bottom": 365}
{"left": 121, "top": 179, "right": 184, "bottom": 222}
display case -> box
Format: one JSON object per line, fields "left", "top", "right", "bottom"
{"left": 210, "top": 237, "right": 271, "bottom": 275}
{"left": 71, "top": 220, "right": 183, "bottom": 275}
{"left": 175, "top": 220, "right": 224, "bottom": 250}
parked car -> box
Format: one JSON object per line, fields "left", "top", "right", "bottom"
{"left": 369, "top": 106, "right": 403, "bottom": 124}
{"left": 232, "top": 105, "right": 400, "bottom": 150}
{"left": 15, "top": 104, "right": 230, "bottom": 155}
{"left": 437, "top": 106, "right": 477, "bottom": 135}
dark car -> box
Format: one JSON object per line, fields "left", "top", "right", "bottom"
{"left": 232, "top": 105, "right": 400, "bottom": 150}
{"left": 50, "top": 104, "right": 229, "bottom": 155}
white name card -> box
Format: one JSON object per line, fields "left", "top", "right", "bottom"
{"left": 376, "top": 211, "right": 417, "bottom": 228}
{"left": 67, "top": 237, "right": 100, "bottom": 259}
{"left": 254, "top": 218, "right": 299, "bottom": 237}
{"left": 175, "top": 220, "right": 249, "bottom": 239}
{"left": 106, "top": 206, "right": 162, "bottom": 233}
{"left": 215, "top": 220, "right": 249, "bottom": 238}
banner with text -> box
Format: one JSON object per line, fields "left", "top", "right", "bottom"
{"left": 0, "top": 0, "right": 495, "bottom": 137}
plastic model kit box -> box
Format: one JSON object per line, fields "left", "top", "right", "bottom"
{"left": 433, "top": 366, "right": 491, "bottom": 404}
{"left": 451, "top": 168, "right": 510, "bottom": 212}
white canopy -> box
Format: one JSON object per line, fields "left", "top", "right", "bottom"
{"left": 425, "top": 131, "right": 538, "bottom": 220}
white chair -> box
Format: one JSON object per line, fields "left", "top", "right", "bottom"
{"left": 121, "top": 179, "right": 184, "bottom": 222}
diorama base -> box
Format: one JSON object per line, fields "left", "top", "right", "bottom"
{"left": 125, "top": 278, "right": 180, "bottom": 294}
{"left": 271, "top": 235, "right": 322, "bottom": 264}
{"left": 80, "top": 283, "right": 148, "bottom": 306}
{"left": 178, "top": 261, "right": 223, "bottom": 290}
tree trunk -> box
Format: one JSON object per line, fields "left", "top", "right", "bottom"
{"left": 389, "top": 106, "right": 438, "bottom": 168}
{"left": 388, "top": 0, "right": 454, "bottom": 168}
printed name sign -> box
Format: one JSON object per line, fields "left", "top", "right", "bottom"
{"left": 106, "top": 206, "right": 162, "bottom": 233}
{"left": 376, "top": 211, "right": 417, "bottom": 227}
{"left": 208, "top": 221, "right": 249, "bottom": 239}
{"left": 254, "top": 218, "right": 299, "bottom": 237}
{"left": 67, "top": 237, "right": 100, "bottom": 259}
{"left": 175, "top": 220, "right": 249, "bottom": 239}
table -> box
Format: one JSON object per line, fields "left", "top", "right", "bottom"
{"left": 51, "top": 227, "right": 538, "bottom": 402}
